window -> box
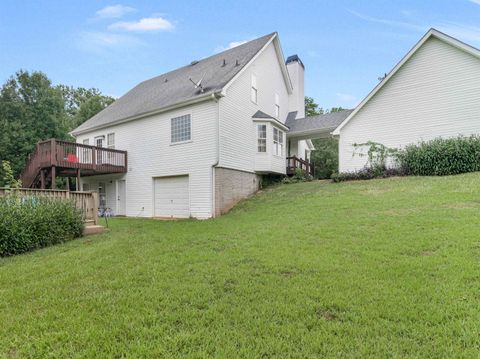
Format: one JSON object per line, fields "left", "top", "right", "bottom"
{"left": 171, "top": 114, "right": 191, "bottom": 143}
{"left": 274, "top": 93, "right": 280, "bottom": 118}
{"left": 107, "top": 133, "right": 115, "bottom": 149}
{"left": 251, "top": 74, "right": 258, "bottom": 104}
{"left": 95, "top": 136, "right": 104, "bottom": 148}
{"left": 273, "top": 127, "right": 284, "bottom": 156}
{"left": 257, "top": 124, "right": 266, "bottom": 152}
{"left": 83, "top": 138, "right": 89, "bottom": 145}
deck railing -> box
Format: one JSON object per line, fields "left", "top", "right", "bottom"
{"left": 21, "top": 139, "right": 127, "bottom": 188}
{"left": 286, "top": 156, "right": 315, "bottom": 177}
{"left": 0, "top": 188, "right": 99, "bottom": 224}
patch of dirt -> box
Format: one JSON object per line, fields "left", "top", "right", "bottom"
{"left": 420, "top": 250, "right": 434, "bottom": 257}
{"left": 316, "top": 305, "right": 344, "bottom": 322}
{"left": 445, "top": 201, "right": 480, "bottom": 209}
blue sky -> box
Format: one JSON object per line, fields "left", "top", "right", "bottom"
{"left": 1, "top": 0, "right": 479, "bottom": 109}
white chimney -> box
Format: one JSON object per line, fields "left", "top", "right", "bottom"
{"left": 286, "top": 55, "right": 305, "bottom": 119}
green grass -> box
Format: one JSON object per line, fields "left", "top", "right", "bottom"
{"left": 1, "top": 174, "right": 480, "bottom": 357}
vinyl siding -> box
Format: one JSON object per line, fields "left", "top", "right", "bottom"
{"left": 218, "top": 42, "right": 290, "bottom": 174}
{"left": 76, "top": 99, "right": 218, "bottom": 219}
{"left": 339, "top": 37, "right": 480, "bottom": 172}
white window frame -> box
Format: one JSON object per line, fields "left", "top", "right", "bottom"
{"left": 171, "top": 114, "right": 192, "bottom": 144}
{"left": 107, "top": 133, "right": 115, "bottom": 149}
{"left": 251, "top": 74, "right": 258, "bottom": 104}
{"left": 273, "top": 127, "right": 284, "bottom": 157}
{"left": 257, "top": 124, "right": 267, "bottom": 153}
{"left": 95, "top": 136, "right": 105, "bottom": 148}
{"left": 274, "top": 93, "right": 280, "bottom": 118}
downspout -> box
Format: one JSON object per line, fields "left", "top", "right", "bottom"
{"left": 211, "top": 92, "right": 221, "bottom": 217}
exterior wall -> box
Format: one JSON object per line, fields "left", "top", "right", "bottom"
{"left": 339, "top": 37, "right": 480, "bottom": 172}
{"left": 81, "top": 174, "right": 124, "bottom": 216}
{"left": 76, "top": 100, "right": 218, "bottom": 219}
{"left": 214, "top": 167, "right": 260, "bottom": 216}
{"left": 218, "top": 41, "right": 290, "bottom": 173}
{"left": 254, "top": 121, "right": 287, "bottom": 174}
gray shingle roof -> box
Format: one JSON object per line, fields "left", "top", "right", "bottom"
{"left": 286, "top": 109, "right": 354, "bottom": 136}
{"left": 72, "top": 33, "right": 276, "bottom": 135}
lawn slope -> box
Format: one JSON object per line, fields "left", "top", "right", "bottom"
{"left": 1, "top": 174, "right": 480, "bottom": 357}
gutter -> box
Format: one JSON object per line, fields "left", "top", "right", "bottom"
{"left": 70, "top": 91, "right": 221, "bottom": 137}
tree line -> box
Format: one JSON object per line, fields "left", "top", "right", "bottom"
{"left": 0, "top": 70, "right": 114, "bottom": 185}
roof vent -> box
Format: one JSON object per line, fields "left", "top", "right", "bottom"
{"left": 222, "top": 59, "right": 226, "bottom": 67}
{"left": 164, "top": 78, "right": 168, "bottom": 83}
{"left": 190, "top": 60, "right": 199, "bottom": 66}
{"left": 235, "top": 59, "right": 240, "bottom": 66}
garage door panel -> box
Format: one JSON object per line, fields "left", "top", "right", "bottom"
{"left": 154, "top": 176, "right": 190, "bottom": 218}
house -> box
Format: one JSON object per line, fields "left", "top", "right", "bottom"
{"left": 332, "top": 28, "right": 480, "bottom": 172}
{"left": 63, "top": 32, "right": 320, "bottom": 219}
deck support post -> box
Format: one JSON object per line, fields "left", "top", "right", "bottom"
{"left": 76, "top": 169, "right": 81, "bottom": 191}
{"left": 51, "top": 166, "right": 56, "bottom": 189}
{"left": 40, "top": 170, "right": 45, "bottom": 189}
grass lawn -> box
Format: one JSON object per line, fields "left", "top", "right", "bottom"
{"left": 1, "top": 174, "right": 480, "bottom": 357}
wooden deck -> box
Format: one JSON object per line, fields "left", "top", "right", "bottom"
{"left": 21, "top": 139, "right": 127, "bottom": 189}
{"left": 286, "top": 156, "right": 315, "bottom": 177}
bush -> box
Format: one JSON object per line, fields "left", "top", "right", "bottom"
{"left": 331, "top": 167, "right": 405, "bottom": 183}
{"left": 282, "top": 168, "right": 313, "bottom": 184}
{"left": 0, "top": 195, "right": 84, "bottom": 256}
{"left": 397, "top": 135, "right": 480, "bottom": 176}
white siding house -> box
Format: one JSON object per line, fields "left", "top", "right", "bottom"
{"left": 71, "top": 32, "right": 313, "bottom": 219}
{"left": 333, "top": 29, "right": 480, "bottom": 173}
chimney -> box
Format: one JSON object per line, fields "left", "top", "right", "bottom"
{"left": 286, "top": 54, "right": 305, "bottom": 119}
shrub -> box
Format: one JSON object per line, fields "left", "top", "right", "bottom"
{"left": 397, "top": 135, "right": 480, "bottom": 176}
{"left": 282, "top": 168, "right": 313, "bottom": 184}
{"left": 0, "top": 195, "right": 84, "bottom": 256}
{"left": 331, "top": 167, "right": 405, "bottom": 183}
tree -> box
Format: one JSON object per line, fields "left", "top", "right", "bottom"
{"left": 1, "top": 160, "right": 22, "bottom": 188}
{"left": 304, "top": 97, "right": 346, "bottom": 179}
{"left": 0, "top": 71, "right": 114, "bottom": 185}
{"left": 305, "top": 96, "right": 324, "bottom": 116}
{"left": 58, "top": 86, "right": 114, "bottom": 129}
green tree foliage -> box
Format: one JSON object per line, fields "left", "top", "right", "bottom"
{"left": 305, "top": 97, "right": 346, "bottom": 179}
{"left": 1, "top": 160, "right": 22, "bottom": 188}
{"left": 0, "top": 70, "right": 114, "bottom": 184}
{"left": 58, "top": 85, "right": 114, "bottom": 129}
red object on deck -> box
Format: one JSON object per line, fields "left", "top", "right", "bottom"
{"left": 67, "top": 154, "right": 78, "bottom": 163}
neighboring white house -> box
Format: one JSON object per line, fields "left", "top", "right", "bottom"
{"left": 71, "top": 32, "right": 316, "bottom": 219}
{"left": 333, "top": 28, "right": 480, "bottom": 172}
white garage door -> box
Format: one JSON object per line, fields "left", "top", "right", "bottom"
{"left": 154, "top": 176, "right": 190, "bottom": 218}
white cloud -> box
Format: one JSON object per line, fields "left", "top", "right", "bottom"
{"left": 469, "top": 0, "right": 480, "bottom": 5}
{"left": 214, "top": 39, "right": 250, "bottom": 53}
{"left": 347, "top": 9, "right": 425, "bottom": 32}
{"left": 95, "top": 5, "right": 136, "bottom": 19}
{"left": 347, "top": 8, "right": 480, "bottom": 47}
{"left": 336, "top": 93, "right": 357, "bottom": 105}
{"left": 109, "top": 17, "right": 174, "bottom": 32}
{"left": 77, "top": 31, "right": 143, "bottom": 53}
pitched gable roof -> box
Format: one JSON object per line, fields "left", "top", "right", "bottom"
{"left": 72, "top": 33, "right": 278, "bottom": 135}
{"left": 287, "top": 110, "right": 353, "bottom": 137}
{"left": 332, "top": 28, "right": 480, "bottom": 135}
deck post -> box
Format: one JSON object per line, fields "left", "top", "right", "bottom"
{"left": 91, "top": 191, "right": 99, "bottom": 225}
{"left": 40, "top": 170, "right": 45, "bottom": 189}
{"left": 50, "top": 139, "right": 57, "bottom": 166}
{"left": 51, "top": 166, "right": 56, "bottom": 189}
{"left": 76, "top": 169, "right": 81, "bottom": 191}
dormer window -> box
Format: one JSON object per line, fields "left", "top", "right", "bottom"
{"left": 251, "top": 74, "right": 258, "bottom": 104}
{"left": 274, "top": 93, "right": 280, "bottom": 118}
